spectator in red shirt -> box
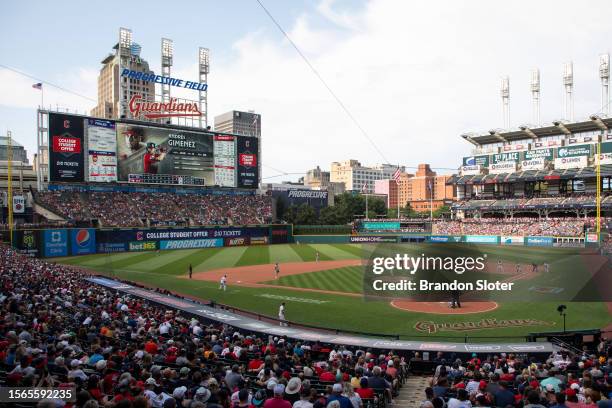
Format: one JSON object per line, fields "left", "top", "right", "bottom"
{"left": 356, "top": 378, "right": 375, "bottom": 399}
{"left": 264, "top": 384, "right": 291, "bottom": 408}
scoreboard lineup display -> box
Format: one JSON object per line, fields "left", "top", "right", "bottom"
{"left": 47, "top": 112, "right": 259, "bottom": 188}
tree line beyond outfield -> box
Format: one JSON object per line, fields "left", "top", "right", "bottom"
{"left": 277, "top": 192, "right": 450, "bottom": 225}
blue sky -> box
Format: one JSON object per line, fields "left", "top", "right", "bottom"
{"left": 2, "top": 0, "right": 612, "bottom": 180}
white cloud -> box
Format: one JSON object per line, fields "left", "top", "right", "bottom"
{"left": 4, "top": 0, "right": 612, "bottom": 180}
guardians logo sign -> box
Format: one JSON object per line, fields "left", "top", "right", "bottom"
{"left": 415, "top": 318, "right": 553, "bottom": 334}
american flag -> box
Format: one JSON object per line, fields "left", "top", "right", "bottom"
{"left": 392, "top": 167, "right": 401, "bottom": 182}
{"left": 32, "top": 83, "right": 43, "bottom": 90}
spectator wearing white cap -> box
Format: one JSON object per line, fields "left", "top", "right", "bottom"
{"left": 327, "top": 383, "right": 352, "bottom": 408}
{"left": 264, "top": 384, "right": 291, "bottom": 408}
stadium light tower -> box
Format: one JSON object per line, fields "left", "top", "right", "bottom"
{"left": 161, "top": 38, "right": 174, "bottom": 105}
{"left": 500, "top": 76, "right": 510, "bottom": 130}
{"left": 531, "top": 69, "right": 541, "bottom": 126}
{"left": 600, "top": 53, "right": 610, "bottom": 117}
{"left": 563, "top": 61, "right": 574, "bottom": 122}
{"left": 118, "top": 27, "right": 133, "bottom": 119}
{"left": 198, "top": 47, "right": 210, "bottom": 128}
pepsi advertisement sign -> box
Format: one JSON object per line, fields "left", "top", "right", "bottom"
{"left": 43, "top": 229, "right": 68, "bottom": 257}
{"left": 70, "top": 229, "right": 96, "bottom": 255}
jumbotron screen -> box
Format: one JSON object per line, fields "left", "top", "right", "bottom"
{"left": 47, "top": 112, "right": 259, "bottom": 188}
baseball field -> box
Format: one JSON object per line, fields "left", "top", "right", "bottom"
{"left": 56, "top": 243, "right": 612, "bottom": 341}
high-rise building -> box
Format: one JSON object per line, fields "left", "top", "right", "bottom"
{"left": 91, "top": 42, "right": 155, "bottom": 119}
{"left": 214, "top": 110, "right": 261, "bottom": 137}
{"left": 330, "top": 160, "right": 402, "bottom": 194}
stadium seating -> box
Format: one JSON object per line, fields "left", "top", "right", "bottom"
{"left": 433, "top": 217, "right": 603, "bottom": 237}
{"left": 0, "top": 243, "right": 609, "bottom": 408}
{"left": 34, "top": 191, "right": 273, "bottom": 227}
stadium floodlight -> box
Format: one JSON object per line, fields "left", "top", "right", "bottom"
{"left": 563, "top": 61, "right": 574, "bottom": 122}
{"left": 161, "top": 38, "right": 173, "bottom": 104}
{"left": 600, "top": 54, "right": 610, "bottom": 116}
{"left": 531, "top": 69, "right": 541, "bottom": 126}
{"left": 198, "top": 47, "right": 210, "bottom": 128}
{"left": 500, "top": 76, "right": 510, "bottom": 130}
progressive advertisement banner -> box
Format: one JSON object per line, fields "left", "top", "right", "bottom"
{"left": 237, "top": 136, "right": 259, "bottom": 188}
{"left": 160, "top": 238, "right": 223, "bottom": 250}
{"left": 86, "top": 119, "right": 117, "bottom": 182}
{"left": 49, "top": 113, "right": 85, "bottom": 182}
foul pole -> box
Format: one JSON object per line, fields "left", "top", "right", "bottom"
{"left": 597, "top": 140, "right": 601, "bottom": 238}
{"left": 7, "top": 131, "right": 13, "bottom": 246}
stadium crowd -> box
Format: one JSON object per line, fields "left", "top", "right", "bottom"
{"left": 0, "top": 243, "right": 611, "bottom": 408}
{"left": 34, "top": 192, "right": 273, "bottom": 228}
{"left": 433, "top": 218, "right": 601, "bottom": 237}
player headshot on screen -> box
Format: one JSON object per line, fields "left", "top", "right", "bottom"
{"left": 143, "top": 142, "right": 166, "bottom": 174}
{"left": 122, "top": 128, "right": 145, "bottom": 156}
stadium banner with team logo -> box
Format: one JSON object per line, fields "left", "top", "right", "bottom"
{"left": 70, "top": 228, "right": 96, "bottom": 255}
{"left": 236, "top": 136, "right": 259, "bottom": 188}
{"left": 500, "top": 236, "right": 524, "bottom": 245}
{"left": 48, "top": 113, "right": 86, "bottom": 182}
{"left": 43, "top": 229, "right": 69, "bottom": 257}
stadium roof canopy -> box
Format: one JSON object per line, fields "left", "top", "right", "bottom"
{"left": 447, "top": 164, "right": 612, "bottom": 185}
{"left": 461, "top": 116, "right": 612, "bottom": 145}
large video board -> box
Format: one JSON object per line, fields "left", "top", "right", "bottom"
{"left": 47, "top": 113, "right": 258, "bottom": 188}
{"left": 116, "top": 122, "right": 214, "bottom": 185}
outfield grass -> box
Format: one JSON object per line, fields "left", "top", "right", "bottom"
{"left": 56, "top": 243, "right": 612, "bottom": 340}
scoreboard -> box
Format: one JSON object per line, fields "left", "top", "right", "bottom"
{"left": 47, "top": 112, "right": 259, "bottom": 189}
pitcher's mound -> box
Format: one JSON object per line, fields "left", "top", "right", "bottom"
{"left": 391, "top": 300, "right": 498, "bottom": 315}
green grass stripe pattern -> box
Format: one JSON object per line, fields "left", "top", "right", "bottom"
{"left": 268, "top": 266, "right": 363, "bottom": 293}
{"left": 236, "top": 245, "right": 270, "bottom": 266}
{"left": 288, "top": 244, "right": 333, "bottom": 262}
